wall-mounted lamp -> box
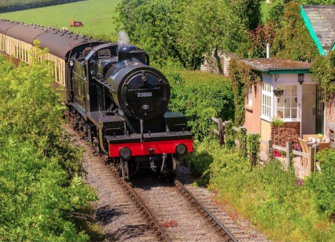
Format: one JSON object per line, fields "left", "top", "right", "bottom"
{"left": 298, "top": 73, "right": 304, "bottom": 85}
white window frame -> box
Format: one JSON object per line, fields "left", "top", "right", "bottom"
{"left": 248, "top": 86, "right": 253, "bottom": 106}
{"left": 261, "top": 83, "right": 273, "bottom": 121}
{"left": 275, "top": 84, "right": 300, "bottom": 122}
{"left": 261, "top": 83, "right": 301, "bottom": 123}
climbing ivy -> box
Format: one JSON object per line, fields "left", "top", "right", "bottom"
{"left": 247, "top": 133, "right": 260, "bottom": 170}
{"left": 311, "top": 50, "right": 335, "bottom": 102}
{"left": 229, "top": 58, "right": 261, "bottom": 126}
{"left": 224, "top": 120, "right": 235, "bottom": 149}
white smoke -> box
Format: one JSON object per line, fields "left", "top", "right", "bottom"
{"left": 118, "top": 31, "right": 129, "bottom": 46}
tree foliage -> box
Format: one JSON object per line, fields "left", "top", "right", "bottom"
{"left": 114, "top": 0, "right": 189, "bottom": 67}
{"left": 115, "top": 0, "right": 262, "bottom": 69}
{"left": 247, "top": 21, "right": 278, "bottom": 58}
{"left": 0, "top": 54, "right": 96, "bottom": 241}
{"left": 163, "top": 67, "right": 234, "bottom": 140}
{"left": 271, "top": 2, "right": 319, "bottom": 61}
{"left": 311, "top": 50, "right": 335, "bottom": 101}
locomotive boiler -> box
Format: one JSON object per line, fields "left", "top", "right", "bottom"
{"left": 0, "top": 19, "right": 193, "bottom": 180}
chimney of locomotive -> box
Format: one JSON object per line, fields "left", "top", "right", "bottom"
{"left": 118, "top": 45, "right": 137, "bottom": 62}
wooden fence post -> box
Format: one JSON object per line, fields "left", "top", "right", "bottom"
{"left": 266, "top": 139, "right": 273, "bottom": 161}
{"left": 218, "top": 118, "right": 224, "bottom": 146}
{"left": 239, "top": 127, "right": 247, "bottom": 158}
{"left": 286, "top": 141, "right": 292, "bottom": 168}
{"left": 309, "top": 146, "right": 316, "bottom": 173}
{"left": 212, "top": 117, "right": 224, "bottom": 146}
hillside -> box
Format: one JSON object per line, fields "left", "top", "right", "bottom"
{"left": 0, "top": 0, "right": 122, "bottom": 35}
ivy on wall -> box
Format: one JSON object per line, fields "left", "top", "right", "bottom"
{"left": 311, "top": 50, "right": 335, "bottom": 102}
{"left": 229, "top": 58, "right": 261, "bottom": 126}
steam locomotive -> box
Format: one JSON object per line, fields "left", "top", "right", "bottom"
{"left": 0, "top": 19, "right": 193, "bottom": 180}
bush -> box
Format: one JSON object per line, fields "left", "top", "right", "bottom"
{"left": 308, "top": 149, "right": 335, "bottom": 219}
{"left": 0, "top": 55, "right": 97, "bottom": 240}
{"left": 207, "top": 145, "right": 335, "bottom": 241}
{"left": 162, "top": 67, "right": 234, "bottom": 140}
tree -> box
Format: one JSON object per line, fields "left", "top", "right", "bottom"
{"left": 115, "top": 0, "right": 190, "bottom": 68}
{"left": 115, "top": 0, "right": 262, "bottom": 70}
{"left": 271, "top": 2, "right": 319, "bottom": 62}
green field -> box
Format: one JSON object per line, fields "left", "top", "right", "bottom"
{"left": 0, "top": 0, "right": 122, "bottom": 35}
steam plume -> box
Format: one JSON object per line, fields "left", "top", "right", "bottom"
{"left": 118, "top": 31, "right": 129, "bottom": 46}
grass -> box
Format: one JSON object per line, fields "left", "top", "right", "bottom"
{"left": 0, "top": 0, "right": 122, "bottom": 35}
{"left": 187, "top": 139, "right": 335, "bottom": 241}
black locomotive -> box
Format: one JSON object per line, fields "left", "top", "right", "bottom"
{"left": 0, "top": 19, "right": 193, "bottom": 180}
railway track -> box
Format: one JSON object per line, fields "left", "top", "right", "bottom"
{"left": 66, "top": 122, "right": 265, "bottom": 241}
{"left": 111, "top": 165, "right": 238, "bottom": 241}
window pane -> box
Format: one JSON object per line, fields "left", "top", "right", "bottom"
{"left": 292, "top": 109, "right": 297, "bottom": 118}
{"left": 284, "top": 109, "right": 290, "bottom": 118}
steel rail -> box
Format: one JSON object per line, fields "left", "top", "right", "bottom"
{"left": 175, "top": 180, "right": 238, "bottom": 242}
{"left": 67, "top": 111, "right": 170, "bottom": 241}
{"left": 110, "top": 166, "right": 171, "bottom": 242}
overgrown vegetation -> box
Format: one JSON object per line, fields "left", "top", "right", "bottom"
{"left": 163, "top": 67, "right": 234, "bottom": 141}
{"left": 115, "top": 0, "right": 262, "bottom": 69}
{"left": 228, "top": 58, "right": 261, "bottom": 126}
{"left": 311, "top": 50, "right": 335, "bottom": 101}
{"left": 271, "top": 2, "right": 319, "bottom": 61}
{"left": 185, "top": 139, "right": 335, "bottom": 241}
{"left": 0, "top": 52, "right": 97, "bottom": 240}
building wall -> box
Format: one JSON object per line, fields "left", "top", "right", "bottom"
{"left": 244, "top": 83, "right": 261, "bottom": 134}
{"left": 261, "top": 119, "right": 272, "bottom": 141}
{"left": 326, "top": 99, "right": 335, "bottom": 137}
{"left": 260, "top": 119, "right": 272, "bottom": 152}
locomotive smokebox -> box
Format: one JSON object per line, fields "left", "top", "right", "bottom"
{"left": 105, "top": 64, "right": 170, "bottom": 121}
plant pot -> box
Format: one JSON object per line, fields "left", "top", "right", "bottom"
{"left": 273, "top": 89, "right": 284, "bottom": 97}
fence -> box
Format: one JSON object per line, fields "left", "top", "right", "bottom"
{"left": 212, "top": 117, "right": 318, "bottom": 177}
{"left": 260, "top": 139, "right": 318, "bottom": 176}
{"left": 212, "top": 117, "right": 256, "bottom": 170}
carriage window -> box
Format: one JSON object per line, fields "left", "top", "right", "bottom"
{"left": 98, "top": 49, "right": 111, "bottom": 58}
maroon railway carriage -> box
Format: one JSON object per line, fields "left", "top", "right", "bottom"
{"left": 0, "top": 19, "right": 193, "bottom": 180}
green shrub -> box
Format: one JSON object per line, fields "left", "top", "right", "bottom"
{"left": 207, "top": 146, "right": 335, "bottom": 241}
{"left": 162, "top": 67, "right": 234, "bottom": 140}
{"left": 185, "top": 136, "right": 335, "bottom": 241}
{"left": 308, "top": 149, "right": 335, "bottom": 220}
{"left": 0, "top": 54, "right": 97, "bottom": 240}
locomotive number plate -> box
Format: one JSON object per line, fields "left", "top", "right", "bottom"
{"left": 137, "top": 92, "right": 152, "bottom": 98}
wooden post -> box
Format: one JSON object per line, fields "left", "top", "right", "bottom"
{"left": 218, "top": 118, "right": 224, "bottom": 146}
{"left": 286, "top": 141, "right": 292, "bottom": 168}
{"left": 310, "top": 146, "right": 316, "bottom": 173}
{"left": 266, "top": 139, "right": 273, "bottom": 161}
{"left": 212, "top": 117, "right": 224, "bottom": 146}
